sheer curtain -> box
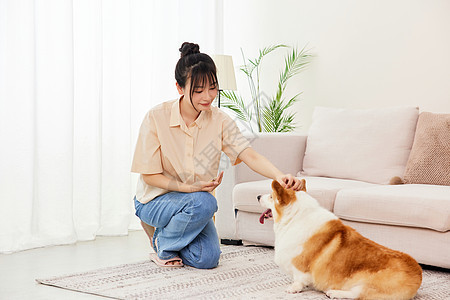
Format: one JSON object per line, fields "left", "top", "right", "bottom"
{"left": 0, "top": 0, "right": 222, "bottom": 253}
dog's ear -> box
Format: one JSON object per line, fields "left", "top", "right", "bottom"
{"left": 271, "top": 180, "right": 285, "bottom": 197}
{"left": 271, "top": 180, "right": 296, "bottom": 205}
{"left": 300, "top": 179, "right": 306, "bottom": 192}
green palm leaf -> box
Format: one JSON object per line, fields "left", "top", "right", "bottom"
{"left": 240, "top": 45, "right": 287, "bottom": 77}
{"left": 220, "top": 90, "right": 252, "bottom": 124}
{"left": 275, "top": 46, "right": 312, "bottom": 102}
{"left": 220, "top": 44, "right": 311, "bottom": 133}
{"left": 256, "top": 44, "right": 287, "bottom": 65}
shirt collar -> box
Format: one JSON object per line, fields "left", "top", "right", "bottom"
{"left": 169, "top": 97, "right": 182, "bottom": 127}
{"left": 170, "top": 96, "right": 208, "bottom": 129}
{"left": 195, "top": 110, "right": 207, "bottom": 129}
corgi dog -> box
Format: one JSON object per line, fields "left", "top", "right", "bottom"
{"left": 258, "top": 180, "right": 422, "bottom": 300}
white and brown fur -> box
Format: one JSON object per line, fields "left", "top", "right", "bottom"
{"left": 258, "top": 180, "right": 422, "bottom": 300}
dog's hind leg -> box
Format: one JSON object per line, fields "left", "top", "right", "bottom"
{"left": 286, "top": 270, "right": 312, "bottom": 294}
{"left": 325, "top": 285, "right": 363, "bottom": 299}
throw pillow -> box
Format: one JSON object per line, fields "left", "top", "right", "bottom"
{"left": 403, "top": 112, "right": 450, "bottom": 186}
{"left": 301, "top": 106, "right": 419, "bottom": 184}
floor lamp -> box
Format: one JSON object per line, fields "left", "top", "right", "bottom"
{"left": 212, "top": 55, "right": 237, "bottom": 107}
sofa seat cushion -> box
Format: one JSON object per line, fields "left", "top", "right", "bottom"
{"left": 233, "top": 176, "right": 377, "bottom": 213}
{"left": 334, "top": 184, "right": 450, "bottom": 232}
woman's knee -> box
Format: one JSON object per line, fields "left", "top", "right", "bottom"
{"left": 192, "top": 247, "right": 221, "bottom": 269}
{"left": 188, "top": 192, "right": 217, "bottom": 218}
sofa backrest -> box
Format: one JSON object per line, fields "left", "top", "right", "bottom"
{"left": 301, "top": 106, "right": 419, "bottom": 184}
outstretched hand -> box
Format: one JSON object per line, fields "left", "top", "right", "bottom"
{"left": 276, "top": 174, "right": 303, "bottom": 191}
{"left": 191, "top": 171, "right": 224, "bottom": 192}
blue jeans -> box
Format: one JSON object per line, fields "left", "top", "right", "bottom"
{"left": 134, "top": 191, "right": 221, "bottom": 269}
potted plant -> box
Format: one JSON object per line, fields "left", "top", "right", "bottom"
{"left": 221, "top": 44, "right": 312, "bottom": 132}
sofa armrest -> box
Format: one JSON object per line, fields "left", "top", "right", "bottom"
{"left": 215, "top": 133, "right": 307, "bottom": 239}
{"left": 235, "top": 133, "right": 307, "bottom": 184}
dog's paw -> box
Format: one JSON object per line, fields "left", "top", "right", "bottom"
{"left": 326, "top": 290, "right": 341, "bottom": 299}
{"left": 286, "top": 282, "right": 305, "bottom": 294}
{"left": 326, "top": 290, "right": 337, "bottom": 299}
{"left": 326, "top": 289, "right": 359, "bottom": 299}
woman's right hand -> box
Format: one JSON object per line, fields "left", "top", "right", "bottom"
{"left": 190, "top": 171, "right": 224, "bottom": 192}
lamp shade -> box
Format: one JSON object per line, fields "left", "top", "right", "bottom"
{"left": 212, "top": 55, "right": 237, "bottom": 91}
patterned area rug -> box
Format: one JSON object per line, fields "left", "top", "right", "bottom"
{"left": 37, "top": 245, "right": 450, "bottom": 300}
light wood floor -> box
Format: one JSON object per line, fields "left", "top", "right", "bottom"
{"left": 0, "top": 230, "right": 152, "bottom": 300}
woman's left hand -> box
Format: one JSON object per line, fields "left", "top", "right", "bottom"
{"left": 190, "top": 171, "right": 224, "bottom": 193}
{"left": 276, "top": 174, "right": 303, "bottom": 191}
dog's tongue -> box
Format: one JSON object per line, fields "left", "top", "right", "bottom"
{"left": 259, "top": 209, "right": 273, "bottom": 224}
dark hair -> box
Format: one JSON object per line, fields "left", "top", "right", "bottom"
{"left": 175, "top": 42, "right": 218, "bottom": 110}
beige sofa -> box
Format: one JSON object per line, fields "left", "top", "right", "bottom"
{"left": 215, "top": 107, "right": 450, "bottom": 269}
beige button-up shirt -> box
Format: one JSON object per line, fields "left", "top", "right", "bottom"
{"left": 131, "top": 98, "right": 251, "bottom": 203}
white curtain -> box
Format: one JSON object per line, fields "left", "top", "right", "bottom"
{"left": 0, "top": 0, "right": 222, "bottom": 253}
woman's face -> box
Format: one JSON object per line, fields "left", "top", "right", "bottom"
{"left": 178, "top": 77, "right": 218, "bottom": 112}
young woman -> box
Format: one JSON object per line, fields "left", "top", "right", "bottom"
{"left": 131, "top": 42, "right": 302, "bottom": 269}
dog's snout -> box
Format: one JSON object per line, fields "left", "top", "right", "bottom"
{"left": 257, "top": 195, "right": 261, "bottom": 202}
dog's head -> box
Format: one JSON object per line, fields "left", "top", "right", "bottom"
{"left": 258, "top": 179, "right": 306, "bottom": 224}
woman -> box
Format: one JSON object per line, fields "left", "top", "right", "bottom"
{"left": 131, "top": 42, "right": 302, "bottom": 269}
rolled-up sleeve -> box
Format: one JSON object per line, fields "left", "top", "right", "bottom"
{"left": 221, "top": 114, "right": 251, "bottom": 165}
{"left": 131, "top": 111, "right": 163, "bottom": 174}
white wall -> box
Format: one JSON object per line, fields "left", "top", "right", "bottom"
{"left": 223, "top": 0, "right": 450, "bottom": 132}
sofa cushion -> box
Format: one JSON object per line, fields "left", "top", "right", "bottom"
{"left": 301, "top": 106, "right": 419, "bottom": 184}
{"left": 403, "top": 112, "right": 450, "bottom": 186}
{"left": 233, "top": 176, "right": 377, "bottom": 213}
{"left": 334, "top": 184, "right": 450, "bottom": 232}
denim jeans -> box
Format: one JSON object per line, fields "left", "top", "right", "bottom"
{"left": 134, "top": 191, "right": 221, "bottom": 269}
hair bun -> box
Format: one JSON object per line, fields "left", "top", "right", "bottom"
{"left": 179, "top": 42, "right": 200, "bottom": 58}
